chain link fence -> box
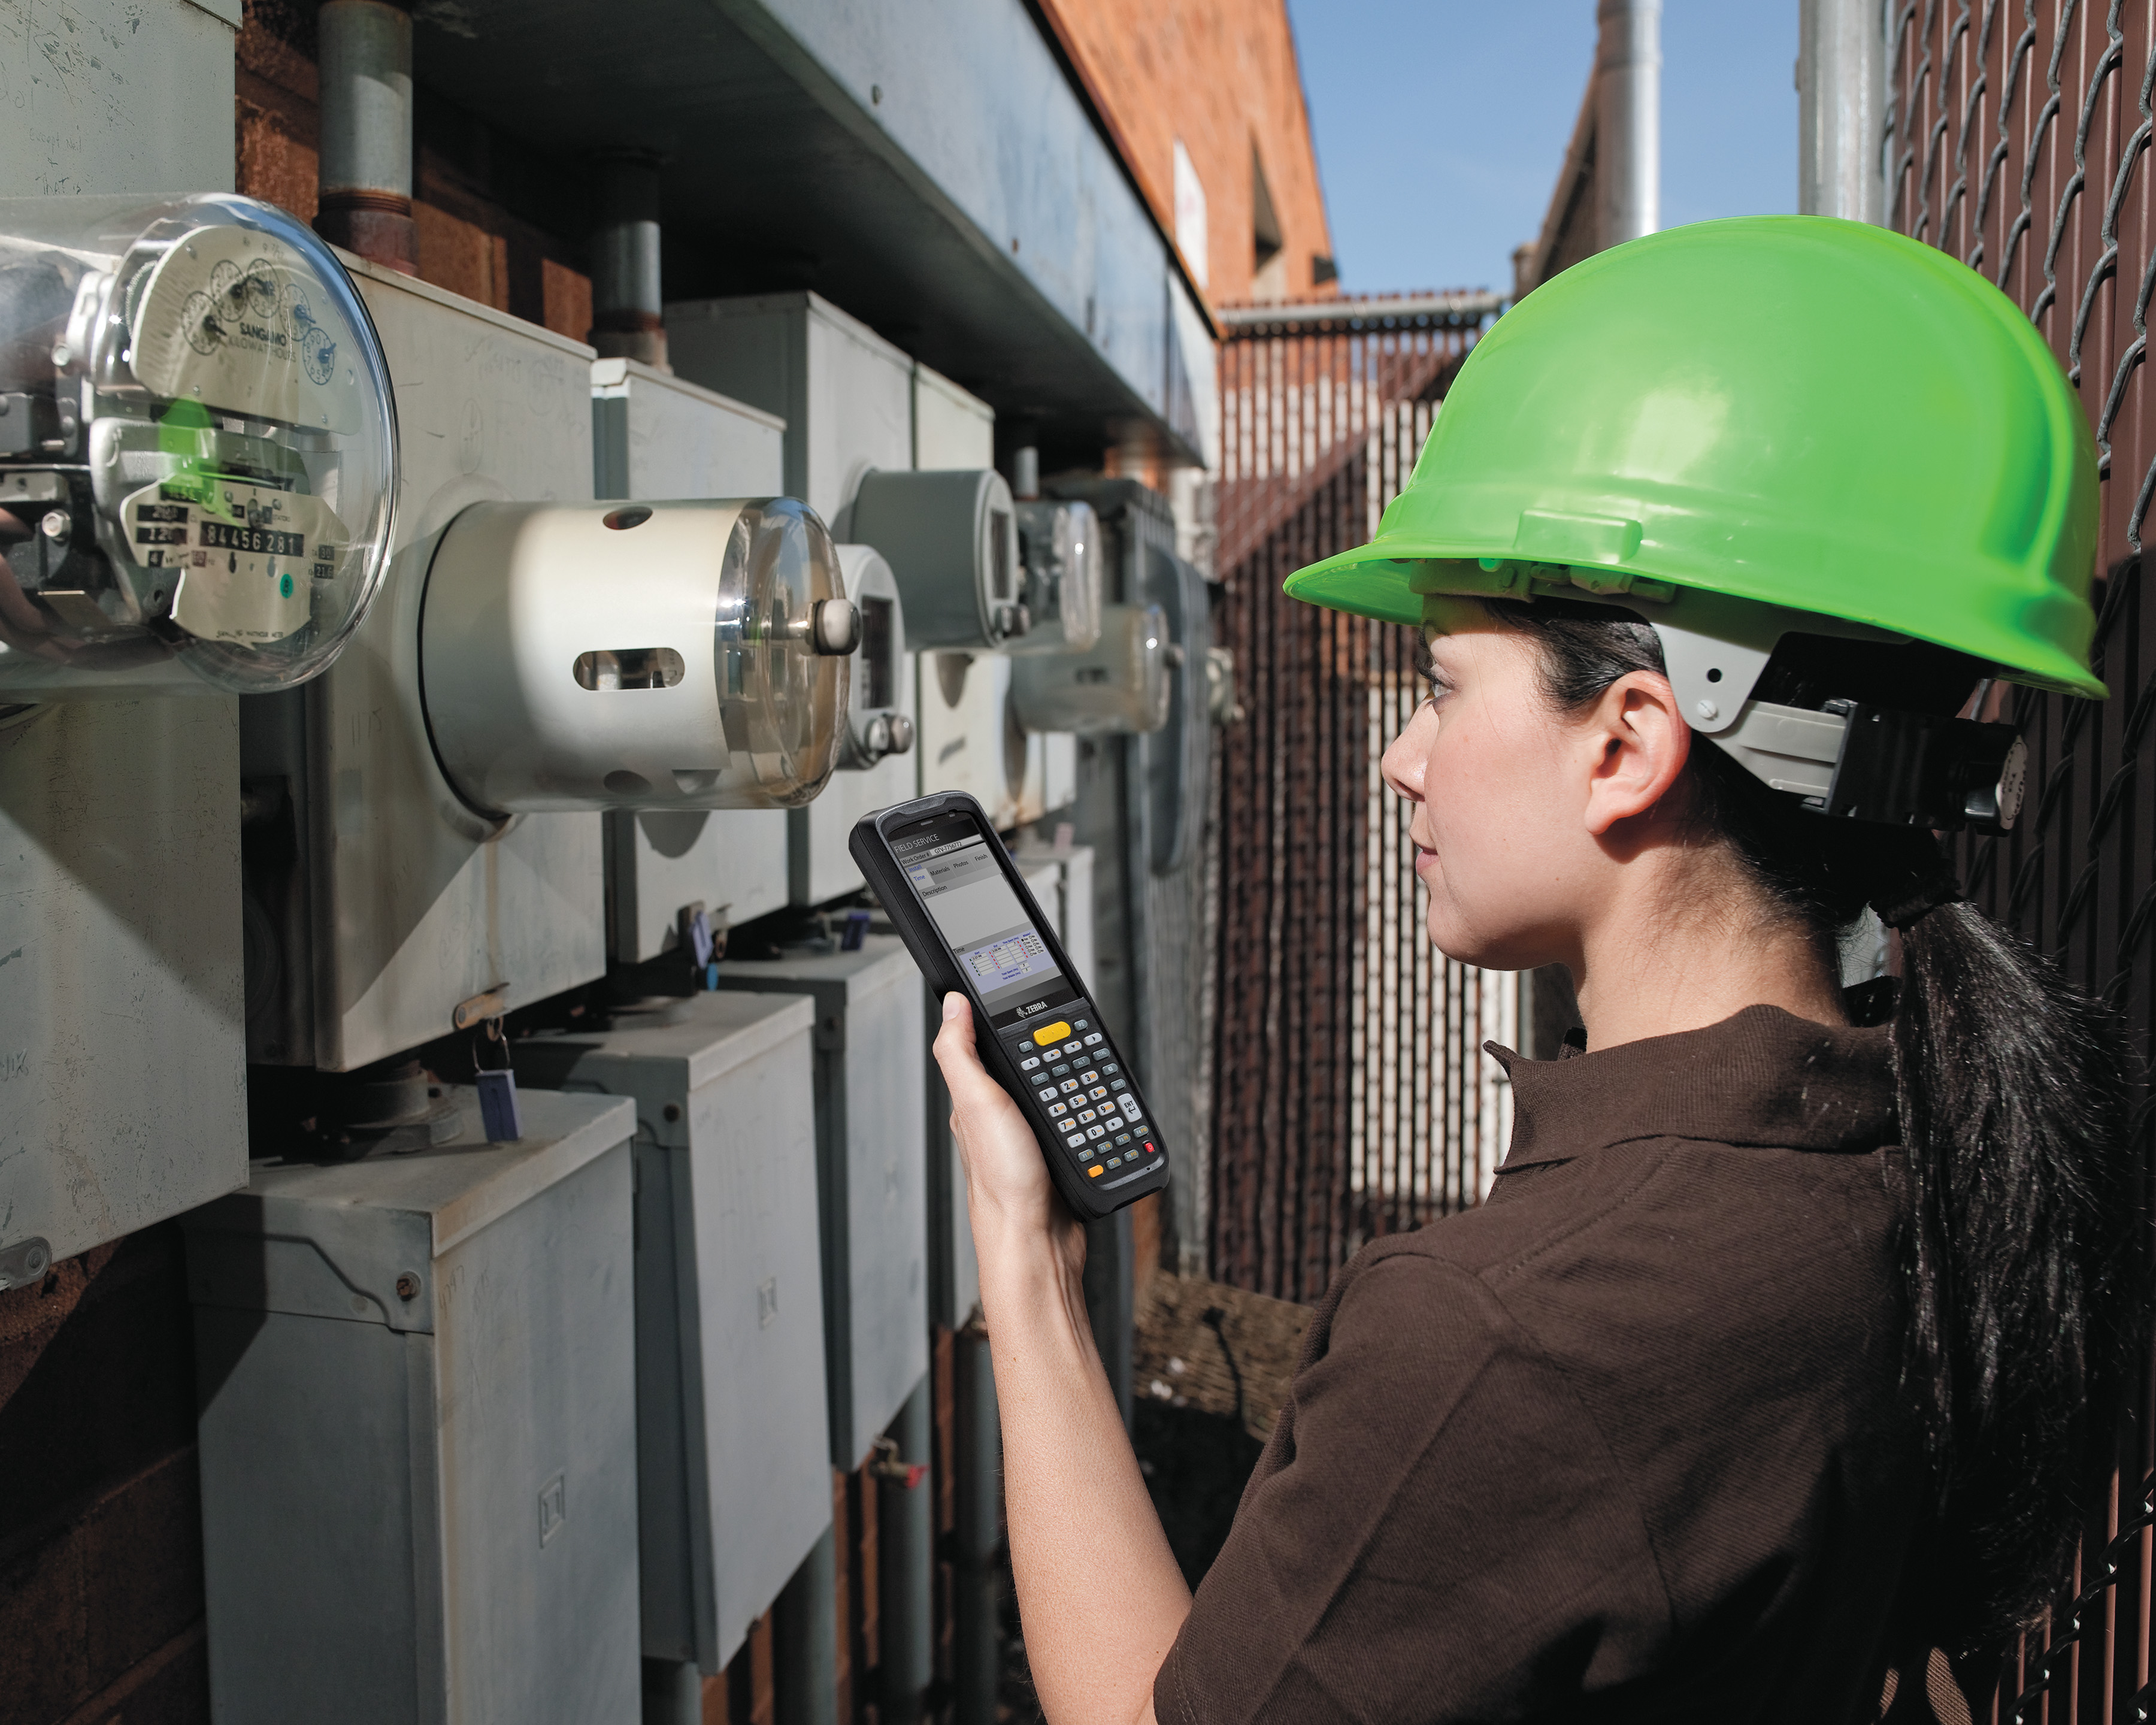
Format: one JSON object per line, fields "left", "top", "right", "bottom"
{"left": 1207, "top": 300, "right": 1513, "bottom": 1303}
{"left": 1889, "top": 2, "right": 2156, "bottom": 1715}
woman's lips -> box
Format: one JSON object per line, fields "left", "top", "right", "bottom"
{"left": 1413, "top": 846, "right": 1436, "bottom": 876}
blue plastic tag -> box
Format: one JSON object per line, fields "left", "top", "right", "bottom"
{"left": 475, "top": 1069, "right": 522, "bottom": 1143}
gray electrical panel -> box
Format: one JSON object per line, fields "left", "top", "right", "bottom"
{"left": 0, "top": 0, "right": 252, "bottom": 1277}
{"left": 511, "top": 992, "right": 832, "bottom": 1675}
{"left": 184, "top": 1088, "right": 641, "bottom": 1725}
{"left": 712, "top": 938, "right": 926, "bottom": 1466}
{"left": 243, "top": 259, "right": 607, "bottom": 1072}
{"left": 663, "top": 291, "right": 912, "bottom": 524}
{"left": 1, "top": 700, "right": 248, "bottom": 1275}
{"left": 665, "top": 291, "right": 919, "bottom": 907}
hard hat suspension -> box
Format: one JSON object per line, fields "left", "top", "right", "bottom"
{"left": 1439, "top": 560, "right": 2030, "bottom": 836}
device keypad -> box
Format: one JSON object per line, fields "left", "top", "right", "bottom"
{"left": 1009, "top": 1015, "right": 1159, "bottom": 1187}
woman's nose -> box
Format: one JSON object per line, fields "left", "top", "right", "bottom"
{"left": 1380, "top": 707, "right": 1433, "bottom": 802}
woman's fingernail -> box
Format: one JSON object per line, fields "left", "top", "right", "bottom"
{"left": 943, "top": 994, "right": 965, "bottom": 1022}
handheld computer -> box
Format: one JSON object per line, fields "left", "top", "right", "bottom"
{"left": 850, "top": 793, "right": 1168, "bottom": 1219}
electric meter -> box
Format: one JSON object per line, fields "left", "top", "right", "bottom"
{"left": 1009, "top": 603, "right": 1171, "bottom": 736}
{"left": 847, "top": 468, "right": 1024, "bottom": 651}
{"left": 0, "top": 193, "right": 396, "bottom": 696}
{"left": 835, "top": 543, "right": 915, "bottom": 770}
{"left": 421, "top": 497, "right": 858, "bottom": 815}
{"left": 1010, "top": 499, "right": 1103, "bottom": 656}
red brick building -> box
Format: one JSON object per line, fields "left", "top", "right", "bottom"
{"left": 1040, "top": 0, "right": 1336, "bottom": 307}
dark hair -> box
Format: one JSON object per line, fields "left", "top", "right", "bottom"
{"left": 1481, "top": 597, "right": 2148, "bottom": 1653}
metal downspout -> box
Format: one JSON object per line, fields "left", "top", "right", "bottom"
{"left": 590, "top": 152, "right": 671, "bottom": 371}
{"left": 1595, "top": 0, "right": 1662, "bottom": 247}
{"left": 1797, "top": 0, "right": 1888, "bottom": 221}
{"left": 314, "top": 0, "right": 419, "bottom": 274}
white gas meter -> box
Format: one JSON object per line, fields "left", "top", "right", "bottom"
{"left": 834, "top": 542, "right": 914, "bottom": 769}
{"left": 0, "top": 194, "right": 395, "bottom": 696}
{"left": 1009, "top": 603, "right": 1170, "bottom": 735}
{"left": 420, "top": 497, "right": 858, "bottom": 815}
{"left": 847, "top": 467, "right": 1024, "bottom": 650}
{"left": 1010, "top": 498, "right": 1103, "bottom": 656}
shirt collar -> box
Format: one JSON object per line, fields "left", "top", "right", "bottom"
{"left": 1488, "top": 1004, "right": 1896, "bottom": 1169}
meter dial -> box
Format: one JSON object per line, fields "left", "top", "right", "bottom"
{"left": 0, "top": 193, "right": 396, "bottom": 696}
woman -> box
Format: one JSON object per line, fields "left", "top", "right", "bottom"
{"left": 933, "top": 218, "right": 2148, "bottom": 1723}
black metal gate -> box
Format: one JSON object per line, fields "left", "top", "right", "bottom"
{"left": 1207, "top": 295, "right": 1510, "bottom": 1304}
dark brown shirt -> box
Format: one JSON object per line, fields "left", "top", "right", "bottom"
{"left": 1155, "top": 1006, "right": 1925, "bottom": 1725}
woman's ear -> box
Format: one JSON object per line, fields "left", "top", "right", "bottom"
{"left": 1580, "top": 669, "right": 1691, "bottom": 837}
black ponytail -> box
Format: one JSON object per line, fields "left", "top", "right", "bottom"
{"left": 1482, "top": 598, "right": 2149, "bottom": 1651}
{"left": 1890, "top": 900, "right": 2141, "bottom": 1641}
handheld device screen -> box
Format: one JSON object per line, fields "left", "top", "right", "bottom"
{"left": 892, "top": 813, "right": 1077, "bottom": 1031}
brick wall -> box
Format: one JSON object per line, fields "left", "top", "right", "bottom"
{"left": 0, "top": 1229, "right": 208, "bottom": 1725}
{"left": 1041, "top": 0, "right": 1335, "bottom": 305}
{"left": 235, "top": 0, "right": 593, "bottom": 337}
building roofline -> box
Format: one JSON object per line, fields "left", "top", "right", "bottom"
{"left": 1021, "top": 0, "right": 1224, "bottom": 340}
{"left": 1218, "top": 290, "right": 1504, "bottom": 334}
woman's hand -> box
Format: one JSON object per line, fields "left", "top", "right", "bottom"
{"left": 932, "top": 994, "right": 1086, "bottom": 1271}
{"left": 934, "top": 988, "right": 1187, "bottom": 1725}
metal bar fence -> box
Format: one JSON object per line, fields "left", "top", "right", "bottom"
{"left": 1891, "top": 2, "right": 2156, "bottom": 1717}
{"left": 1208, "top": 307, "right": 1513, "bottom": 1305}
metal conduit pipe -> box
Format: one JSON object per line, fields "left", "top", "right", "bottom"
{"left": 1797, "top": 0, "right": 1886, "bottom": 222}
{"left": 590, "top": 152, "right": 670, "bottom": 371}
{"left": 877, "top": 1381, "right": 935, "bottom": 1725}
{"left": 314, "top": 0, "right": 419, "bottom": 274}
{"left": 952, "top": 1322, "right": 1003, "bottom": 1725}
{"left": 774, "top": 1524, "right": 839, "bottom": 1725}
{"left": 1594, "top": 0, "right": 1661, "bottom": 246}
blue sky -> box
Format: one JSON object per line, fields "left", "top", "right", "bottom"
{"left": 1283, "top": 1, "right": 1799, "bottom": 296}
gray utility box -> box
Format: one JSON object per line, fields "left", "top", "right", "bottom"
{"left": 712, "top": 938, "right": 927, "bottom": 1467}
{"left": 664, "top": 292, "right": 917, "bottom": 909}
{"left": 0, "top": 0, "right": 249, "bottom": 1278}
{"left": 184, "top": 1089, "right": 641, "bottom": 1725}
{"left": 662, "top": 291, "right": 912, "bottom": 525}
{"left": 511, "top": 993, "right": 832, "bottom": 1674}
{"left": 592, "top": 359, "right": 794, "bottom": 943}
{"left": 243, "top": 259, "right": 606, "bottom": 1072}
{"left": 0, "top": 698, "right": 247, "bottom": 1275}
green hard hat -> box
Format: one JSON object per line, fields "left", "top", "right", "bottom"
{"left": 1286, "top": 214, "right": 2106, "bottom": 703}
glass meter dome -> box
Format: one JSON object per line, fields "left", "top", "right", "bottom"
{"left": 1011, "top": 498, "right": 1104, "bottom": 656}
{"left": 0, "top": 193, "right": 397, "bottom": 695}
{"left": 420, "top": 497, "right": 858, "bottom": 814}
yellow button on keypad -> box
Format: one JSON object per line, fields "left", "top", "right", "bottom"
{"left": 1031, "top": 1020, "right": 1073, "bottom": 1046}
